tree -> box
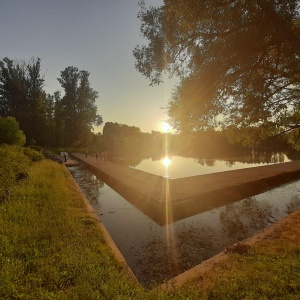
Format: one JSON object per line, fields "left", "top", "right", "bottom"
{"left": 26, "top": 57, "right": 48, "bottom": 145}
{"left": 0, "top": 58, "right": 28, "bottom": 130}
{"left": 134, "top": 0, "right": 300, "bottom": 146}
{"left": 57, "top": 66, "right": 103, "bottom": 147}
{"left": 0, "top": 116, "right": 26, "bottom": 146}
{"left": 0, "top": 57, "right": 52, "bottom": 145}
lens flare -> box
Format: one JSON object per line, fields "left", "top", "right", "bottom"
{"left": 161, "top": 121, "right": 171, "bottom": 133}
{"left": 163, "top": 156, "right": 171, "bottom": 167}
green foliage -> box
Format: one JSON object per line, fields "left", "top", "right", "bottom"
{"left": 284, "top": 129, "right": 300, "bottom": 150}
{"left": 22, "top": 147, "right": 44, "bottom": 162}
{"left": 134, "top": 0, "right": 300, "bottom": 145}
{"left": 0, "top": 58, "right": 103, "bottom": 148}
{"left": 0, "top": 57, "right": 54, "bottom": 146}
{"left": 0, "top": 116, "right": 26, "bottom": 146}
{"left": 0, "top": 144, "right": 31, "bottom": 201}
{"left": 0, "top": 145, "right": 44, "bottom": 202}
{"left": 57, "top": 66, "right": 103, "bottom": 147}
{"left": 102, "top": 122, "right": 142, "bottom": 155}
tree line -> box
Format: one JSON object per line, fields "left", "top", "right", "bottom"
{"left": 0, "top": 54, "right": 297, "bottom": 159}
{"left": 0, "top": 57, "right": 102, "bottom": 148}
{"left": 96, "top": 122, "right": 296, "bottom": 162}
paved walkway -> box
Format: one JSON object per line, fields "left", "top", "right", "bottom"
{"left": 70, "top": 153, "right": 300, "bottom": 225}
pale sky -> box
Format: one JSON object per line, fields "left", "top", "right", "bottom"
{"left": 0, "top": 0, "right": 177, "bottom": 133}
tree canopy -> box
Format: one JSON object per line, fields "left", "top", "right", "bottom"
{"left": 0, "top": 58, "right": 103, "bottom": 148}
{"left": 134, "top": 0, "right": 300, "bottom": 146}
{"left": 0, "top": 57, "right": 51, "bottom": 145}
{"left": 57, "top": 66, "right": 103, "bottom": 146}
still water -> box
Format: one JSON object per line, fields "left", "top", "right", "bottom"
{"left": 129, "top": 153, "right": 292, "bottom": 178}
{"left": 68, "top": 162, "right": 300, "bottom": 288}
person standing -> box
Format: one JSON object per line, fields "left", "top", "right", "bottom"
{"left": 64, "top": 151, "right": 68, "bottom": 162}
{"left": 60, "top": 151, "right": 65, "bottom": 163}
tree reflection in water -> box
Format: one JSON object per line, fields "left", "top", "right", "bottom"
{"left": 219, "top": 197, "right": 271, "bottom": 241}
{"left": 69, "top": 165, "right": 104, "bottom": 205}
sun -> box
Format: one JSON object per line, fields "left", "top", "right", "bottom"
{"left": 161, "top": 121, "right": 172, "bottom": 133}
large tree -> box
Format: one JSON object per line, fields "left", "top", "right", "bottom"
{"left": 0, "top": 58, "right": 28, "bottom": 130}
{"left": 0, "top": 57, "right": 52, "bottom": 145}
{"left": 57, "top": 66, "right": 102, "bottom": 147}
{"left": 134, "top": 0, "right": 300, "bottom": 146}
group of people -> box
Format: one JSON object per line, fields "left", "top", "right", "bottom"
{"left": 85, "top": 150, "right": 109, "bottom": 163}
{"left": 60, "top": 151, "right": 68, "bottom": 163}
{"left": 95, "top": 151, "right": 107, "bottom": 162}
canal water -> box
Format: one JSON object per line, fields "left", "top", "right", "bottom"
{"left": 129, "top": 153, "right": 292, "bottom": 178}
{"left": 67, "top": 158, "right": 300, "bottom": 288}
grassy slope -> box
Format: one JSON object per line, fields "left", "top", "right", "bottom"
{"left": 0, "top": 159, "right": 299, "bottom": 299}
{"left": 192, "top": 211, "right": 300, "bottom": 299}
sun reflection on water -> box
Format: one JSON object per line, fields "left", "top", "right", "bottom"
{"left": 161, "top": 155, "right": 180, "bottom": 272}
{"left": 162, "top": 156, "right": 171, "bottom": 178}
{"left": 163, "top": 156, "right": 171, "bottom": 167}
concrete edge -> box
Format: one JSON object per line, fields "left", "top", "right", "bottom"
{"left": 65, "top": 166, "right": 139, "bottom": 285}
{"left": 64, "top": 159, "right": 300, "bottom": 289}
{"left": 157, "top": 209, "right": 300, "bottom": 291}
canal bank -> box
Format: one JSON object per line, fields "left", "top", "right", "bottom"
{"left": 70, "top": 153, "right": 300, "bottom": 225}
{"left": 65, "top": 159, "right": 300, "bottom": 289}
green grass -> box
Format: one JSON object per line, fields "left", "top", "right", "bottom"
{"left": 0, "top": 160, "right": 142, "bottom": 299}
{"left": 0, "top": 155, "right": 300, "bottom": 299}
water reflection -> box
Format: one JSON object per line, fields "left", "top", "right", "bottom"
{"left": 130, "top": 152, "right": 292, "bottom": 179}
{"left": 71, "top": 170, "right": 104, "bottom": 205}
{"left": 68, "top": 164, "right": 300, "bottom": 288}
{"left": 219, "top": 198, "right": 271, "bottom": 240}
{"left": 162, "top": 156, "right": 171, "bottom": 178}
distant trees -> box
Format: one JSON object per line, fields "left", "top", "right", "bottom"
{"left": 102, "top": 122, "right": 141, "bottom": 155}
{"left": 102, "top": 122, "right": 177, "bottom": 157}
{"left": 0, "top": 58, "right": 102, "bottom": 148}
{"left": 134, "top": 0, "right": 300, "bottom": 147}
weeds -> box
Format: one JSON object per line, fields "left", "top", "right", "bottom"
{"left": 0, "top": 144, "right": 43, "bottom": 202}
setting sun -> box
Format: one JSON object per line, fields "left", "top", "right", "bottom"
{"left": 161, "top": 121, "right": 172, "bottom": 133}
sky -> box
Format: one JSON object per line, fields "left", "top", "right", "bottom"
{"left": 0, "top": 0, "right": 177, "bottom": 133}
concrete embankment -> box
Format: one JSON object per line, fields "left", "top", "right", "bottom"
{"left": 70, "top": 153, "right": 300, "bottom": 225}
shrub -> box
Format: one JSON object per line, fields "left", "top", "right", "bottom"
{"left": 0, "top": 145, "right": 31, "bottom": 201}
{"left": 0, "top": 116, "right": 26, "bottom": 146}
{"left": 22, "top": 147, "right": 44, "bottom": 162}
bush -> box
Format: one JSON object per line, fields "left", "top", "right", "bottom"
{"left": 0, "top": 116, "right": 26, "bottom": 146}
{"left": 0, "top": 145, "right": 31, "bottom": 201}
{"left": 22, "top": 147, "right": 44, "bottom": 162}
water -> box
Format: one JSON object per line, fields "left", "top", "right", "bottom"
{"left": 68, "top": 163, "right": 300, "bottom": 288}
{"left": 129, "top": 153, "right": 292, "bottom": 178}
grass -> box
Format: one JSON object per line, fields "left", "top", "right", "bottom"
{"left": 0, "top": 160, "right": 142, "bottom": 299}
{"left": 0, "top": 157, "right": 300, "bottom": 299}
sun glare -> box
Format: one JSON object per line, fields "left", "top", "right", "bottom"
{"left": 163, "top": 156, "right": 171, "bottom": 167}
{"left": 161, "top": 121, "right": 172, "bottom": 133}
